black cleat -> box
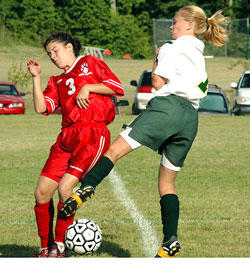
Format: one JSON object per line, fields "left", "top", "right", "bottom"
{"left": 60, "top": 186, "right": 95, "bottom": 217}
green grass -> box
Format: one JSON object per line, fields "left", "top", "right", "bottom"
{"left": 0, "top": 45, "right": 249, "bottom": 257}
{"left": 0, "top": 114, "right": 249, "bottom": 257}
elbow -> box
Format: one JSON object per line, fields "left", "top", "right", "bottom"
{"left": 35, "top": 106, "right": 47, "bottom": 114}
{"left": 152, "top": 74, "right": 167, "bottom": 90}
{"left": 35, "top": 109, "right": 44, "bottom": 114}
{"left": 34, "top": 100, "right": 47, "bottom": 114}
{"left": 152, "top": 75, "right": 161, "bottom": 90}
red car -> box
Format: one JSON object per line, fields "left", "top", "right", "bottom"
{"left": 0, "top": 82, "right": 25, "bottom": 114}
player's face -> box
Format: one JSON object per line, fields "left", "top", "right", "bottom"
{"left": 46, "top": 41, "right": 75, "bottom": 70}
{"left": 171, "top": 11, "right": 193, "bottom": 40}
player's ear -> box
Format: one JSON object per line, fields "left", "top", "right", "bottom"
{"left": 66, "top": 43, "right": 74, "bottom": 53}
{"left": 186, "top": 21, "right": 194, "bottom": 31}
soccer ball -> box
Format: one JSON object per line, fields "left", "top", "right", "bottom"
{"left": 65, "top": 219, "right": 102, "bottom": 254}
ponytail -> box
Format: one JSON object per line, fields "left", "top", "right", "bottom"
{"left": 204, "top": 11, "right": 230, "bottom": 47}
{"left": 179, "top": 6, "right": 230, "bottom": 47}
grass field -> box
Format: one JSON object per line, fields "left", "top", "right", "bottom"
{"left": 0, "top": 45, "right": 249, "bottom": 258}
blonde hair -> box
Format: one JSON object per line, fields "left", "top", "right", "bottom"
{"left": 179, "top": 5, "right": 230, "bottom": 47}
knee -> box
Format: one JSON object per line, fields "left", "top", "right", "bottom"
{"left": 105, "top": 137, "right": 132, "bottom": 163}
{"left": 58, "top": 182, "right": 72, "bottom": 201}
{"left": 34, "top": 176, "right": 58, "bottom": 204}
{"left": 105, "top": 147, "right": 119, "bottom": 163}
{"left": 158, "top": 165, "right": 178, "bottom": 197}
{"left": 34, "top": 186, "right": 49, "bottom": 203}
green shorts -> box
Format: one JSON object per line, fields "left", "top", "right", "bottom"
{"left": 128, "top": 95, "right": 198, "bottom": 167}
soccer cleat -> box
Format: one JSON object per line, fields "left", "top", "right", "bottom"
{"left": 48, "top": 242, "right": 66, "bottom": 258}
{"left": 32, "top": 247, "right": 49, "bottom": 258}
{"left": 155, "top": 235, "right": 181, "bottom": 258}
{"left": 60, "top": 186, "right": 95, "bottom": 217}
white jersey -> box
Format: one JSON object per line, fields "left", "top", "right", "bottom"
{"left": 154, "top": 35, "right": 208, "bottom": 109}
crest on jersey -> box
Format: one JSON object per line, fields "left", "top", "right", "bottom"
{"left": 81, "top": 63, "right": 89, "bottom": 74}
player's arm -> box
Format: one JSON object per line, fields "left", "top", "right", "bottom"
{"left": 152, "top": 74, "right": 168, "bottom": 91}
{"left": 152, "top": 48, "right": 168, "bottom": 91}
{"left": 76, "top": 83, "right": 116, "bottom": 109}
{"left": 27, "top": 59, "right": 47, "bottom": 113}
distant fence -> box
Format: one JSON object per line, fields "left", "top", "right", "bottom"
{"left": 153, "top": 18, "right": 250, "bottom": 59}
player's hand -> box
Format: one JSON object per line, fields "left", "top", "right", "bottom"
{"left": 76, "top": 86, "right": 90, "bottom": 109}
{"left": 27, "top": 59, "right": 42, "bottom": 77}
{"left": 60, "top": 193, "right": 83, "bottom": 217}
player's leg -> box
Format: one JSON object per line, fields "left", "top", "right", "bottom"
{"left": 48, "top": 173, "right": 79, "bottom": 257}
{"left": 80, "top": 135, "right": 133, "bottom": 187}
{"left": 34, "top": 134, "right": 72, "bottom": 257}
{"left": 33, "top": 176, "right": 58, "bottom": 257}
{"left": 58, "top": 173, "right": 80, "bottom": 202}
{"left": 155, "top": 99, "right": 198, "bottom": 257}
{"left": 35, "top": 175, "right": 59, "bottom": 203}
{"left": 60, "top": 131, "right": 139, "bottom": 217}
{"left": 155, "top": 154, "right": 181, "bottom": 258}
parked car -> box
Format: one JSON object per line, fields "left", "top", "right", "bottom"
{"left": 0, "top": 82, "right": 25, "bottom": 114}
{"left": 231, "top": 70, "right": 250, "bottom": 115}
{"left": 130, "top": 71, "right": 231, "bottom": 115}
{"left": 198, "top": 84, "right": 231, "bottom": 115}
{"left": 130, "top": 70, "right": 154, "bottom": 114}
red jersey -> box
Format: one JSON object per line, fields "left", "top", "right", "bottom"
{"left": 43, "top": 55, "right": 124, "bottom": 128}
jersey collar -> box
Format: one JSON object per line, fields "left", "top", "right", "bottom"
{"left": 64, "top": 55, "right": 84, "bottom": 74}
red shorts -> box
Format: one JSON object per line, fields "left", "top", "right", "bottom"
{"left": 41, "top": 122, "right": 110, "bottom": 182}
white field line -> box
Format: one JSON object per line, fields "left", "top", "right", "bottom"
{"left": 108, "top": 170, "right": 159, "bottom": 257}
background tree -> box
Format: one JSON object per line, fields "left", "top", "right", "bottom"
{"left": 116, "top": 0, "right": 145, "bottom": 15}
{"left": 0, "top": 0, "right": 15, "bottom": 40}
{"left": 54, "top": 0, "right": 111, "bottom": 46}
{"left": 20, "top": 0, "right": 58, "bottom": 42}
{"left": 231, "top": 0, "right": 250, "bottom": 19}
{"left": 0, "top": 0, "right": 249, "bottom": 58}
{"left": 106, "top": 13, "right": 151, "bottom": 58}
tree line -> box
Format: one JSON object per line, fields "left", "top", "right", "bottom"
{"left": 0, "top": 0, "right": 249, "bottom": 58}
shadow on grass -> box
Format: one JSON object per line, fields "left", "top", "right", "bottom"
{"left": 0, "top": 244, "right": 37, "bottom": 257}
{"left": 98, "top": 239, "right": 131, "bottom": 257}
{"left": 0, "top": 240, "right": 131, "bottom": 258}
{"left": 67, "top": 239, "right": 131, "bottom": 258}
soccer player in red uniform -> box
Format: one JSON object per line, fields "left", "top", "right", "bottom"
{"left": 27, "top": 32, "right": 124, "bottom": 257}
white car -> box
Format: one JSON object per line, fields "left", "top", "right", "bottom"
{"left": 231, "top": 70, "right": 250, "bottom": 115}
{"left": 130, "top": 70, "right": 154, "bottom": 114}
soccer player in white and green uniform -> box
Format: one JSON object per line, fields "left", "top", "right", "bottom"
{"left": 61, "top": 5, "right": 230, "bottom": 257}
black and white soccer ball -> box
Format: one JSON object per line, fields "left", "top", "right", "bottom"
{"left": 65, "top": 219, "right": 102, "bottom": 254}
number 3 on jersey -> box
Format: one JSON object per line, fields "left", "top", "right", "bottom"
{"left": 66, "top": 78, "right": 76, "bottom": 95}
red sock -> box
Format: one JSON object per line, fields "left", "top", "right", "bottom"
{"left": 55, "top": 201, "right": 75, "bottom": 243}
{"left": 34, "top": 199, "right": 54, "bottom": 248}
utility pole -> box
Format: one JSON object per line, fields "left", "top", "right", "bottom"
{"left": 110, "top": 0, "right": 116, "bottom": 14}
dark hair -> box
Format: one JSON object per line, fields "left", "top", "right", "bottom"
{"left": 43, "top": 32, "right": 82, "bottom": 57}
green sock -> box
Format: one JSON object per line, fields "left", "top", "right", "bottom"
{"left": 160, "top": 194, "right": 179, "bottom": 243}
{"left": 80, "top": 156, "right": 114, "bottom": 189}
